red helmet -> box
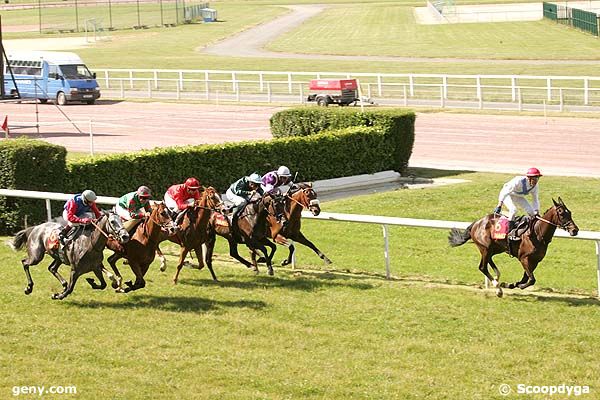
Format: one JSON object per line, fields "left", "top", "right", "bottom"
{"left": 184, "top": 177, "right": 201, "bottom": 189}
{"left": 137, "top": 185, "right": 152, "bottom": 198}
{"left": 526, "top": 167, "right": 542, "bottom": 177}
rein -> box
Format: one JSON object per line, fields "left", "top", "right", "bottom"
{"left": 90, "top": 218, "right": 111, "bottom": 240}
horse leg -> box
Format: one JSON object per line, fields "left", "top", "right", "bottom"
{"left": 196, "top": 246, "right": 217, "bottom": 281}
{"left": 47, "top": 259, "right": 67, "bottom": 291}
{"left": 263, "top": 240, "right": 277, "bottom": 276}
{"left": 21, "top": 249, "right": 45, "bottom": 295}
{"left": 52, "top": 268, "right": 81, "bottom": 300}
{"left": 107, "top": 253, "right": 124, "bottom": 291}
{"left": 487, "top": 257, "right": 504, "bottom": 297}
{"left": 477, "top": 253, "right": 496, "bottom": 285}
{"left": 250, "top": 247, "right": 259, "bottom": 273}
{"left": 517, "top": 259, "right": 537, "bottom": 290}
{"left": 227, "top": 239, "right": 254, "bottom": 269}
{"left": 157, "top": 246, "right": 168, "bottom": 272}
{"left": 86, "top": 266, "right": 107, "bottom": 290}
{"left": 292, "top": 232, "right": 332, "bottom": 264}
{"left": 124, "top": 262, "right": 146, "bottom": 293}
{"left": 173, "top": 247, "right": 190, "bottom": 285}
{"left": 281, "top": 243, "right": 295, "bottom": 267}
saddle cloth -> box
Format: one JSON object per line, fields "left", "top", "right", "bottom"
{"left": 492, "top": 217, "right": 509, "bottom": 240}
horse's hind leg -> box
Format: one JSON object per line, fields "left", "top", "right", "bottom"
{"left": 293, "top": 232, "right": 332, "bottom": 265}
{"left": 107, "top": 253, "right": 124, "bottom": 291}
{"left": 517, "top": 259, "right": 537, "bottom": 290}
{"left": 263, "top": 240, "right": 277, "bottom": 276}
{"left": 196, "top": 245, "right": 217, "bottom": 282}
{"left": 124, "top": 263, "right": 146, "bottom": 293}
{"left": 157, "top": 246, "right": 168, "bottom": 272}
{"left": 47, "top": 259, "right": 67, "bottom": 291}
{"left": 281, "top": 243, "right": 295, "bottom": 267}
{"left": 173, "top": 247, "right": 190, "bottom": 285}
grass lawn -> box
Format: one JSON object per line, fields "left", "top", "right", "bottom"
{"left": 1, "top": 170, "right": 599, "bottom": 398}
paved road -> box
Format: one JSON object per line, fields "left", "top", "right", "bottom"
{"left": 2, "top": 101, "right": 598, "bottom": 178}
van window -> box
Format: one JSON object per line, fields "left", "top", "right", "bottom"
{"left": 48, "top": 64, "right": 60, "bottom": 79}
{"left": 6, "top": 60, "right": 42, "bottom": 76}
{"left": 59, "top": 64, "right": 94, "bottom": 79}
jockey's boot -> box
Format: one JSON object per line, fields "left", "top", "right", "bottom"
{"left": 58, "top": 225, "right": 72, "bottom": 245}
{"left": 174, "top": 209, "right": 187, "bottom": 229}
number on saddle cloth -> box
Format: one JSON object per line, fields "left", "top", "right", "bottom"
{"left": 492, "top": 216, "right": 509, "bottom": 240}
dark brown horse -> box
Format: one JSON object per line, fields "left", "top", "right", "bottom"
{"left": 205, "top": 192, "right": 287, "bottom": 275}
{"left": 156, "top": 186, "right": 224, "bottom": 284}
{"left": 105, "top": 202, "right": 177, "bottom": 292}
{"left": 448, "top": 197, "right": 578, "bottom": 296}
{"left": 263, "top": 182, "right": 331, "bottom": 266}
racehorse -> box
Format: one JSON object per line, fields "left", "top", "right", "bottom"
{"left": 156, "top": 186, "right": 224, "bottom": 284}
{"left": 448, "top": 197, "right": 578, "bottom": 296}
{"left": 9, "top": 211, "right": 130, "bottom": 300}
{"left": 105, "top": 202, "right": 177, "bottom": 292}
{"left": 263, "top": 182, "right": 331, "bottom": 266}
{"left": 205, "top": 192, "right": 287, "bottom": 276}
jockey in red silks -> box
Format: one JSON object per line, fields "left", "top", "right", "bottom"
{"left": 494, "top": 167, "right": 542, "bottom": 240}
{"left": 59, "top": 190, "right": 102, "bottom": 244}
{"left": 164, "top": 177, "right": 202, "bottom": 227}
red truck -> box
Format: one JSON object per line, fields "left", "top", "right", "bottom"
{"left": 307, "top": 78, "right": 359, "bottom": 106}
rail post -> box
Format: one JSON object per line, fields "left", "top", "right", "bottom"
{"left": 596, "top": 241, "right": 600, "bottom": 299}
{"left": 45, "top": 199, "right": 52, "bottom": 222}
{"left": 382, "top": 224, "right": 391, "bottom": 279}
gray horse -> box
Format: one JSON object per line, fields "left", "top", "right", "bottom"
{"left": 10, "top": 211, "right": 130, "bottom": 300}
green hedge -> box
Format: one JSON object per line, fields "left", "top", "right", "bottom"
{"left": 67, "top": 125, "right": 391, "bottom": 197}
{"left": 0, "top": 139, "right": 66, "bottom": 234}
{"left": 270, "top": 107, "right": 415, "bottom": 173}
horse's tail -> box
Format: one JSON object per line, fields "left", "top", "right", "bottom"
{"left": 448, "top": 222, "right": 474, "bottom": 247}
{"left": 9, "top": 227, "right": 34, "bottom": 251}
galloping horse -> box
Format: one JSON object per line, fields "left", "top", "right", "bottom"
{"left": 9, "top": 211, "right": 130, "bottom": 300}
{"left": 264, "top": 182, "right": 331, "bottom": 266}
{"left": 448, "top": 197, "right": 578, "bottom": 296}
{"left": 105, "top": 202, "right": 176, "bottom": 292}
{"left": 205, "top": 192, "right": 287, "bottom": 276}
{"left": 156, "top": 186, "right": 224, "bottom": 284}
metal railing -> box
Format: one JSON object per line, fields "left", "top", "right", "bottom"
{"left": 95, "top": 68, "right": 600, "bottom": 112}
{"left": 2, "top": 188, "right": 599, "bottom": 297}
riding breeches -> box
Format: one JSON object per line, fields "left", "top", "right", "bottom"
{"left": 164, "top": 193, "right": 194, "bottom": 213}
{"left": 504, "top": 195, "right": 535, "bottom": 220}
{"left": 225, "top": 188, "right": 247, "bottom": 207}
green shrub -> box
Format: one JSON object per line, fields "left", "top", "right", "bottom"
{"left": 270, "top": 107, "right": 415, "bottom": 172}
{"left": 0, "top": 139, "right": 66, "bottom": 234}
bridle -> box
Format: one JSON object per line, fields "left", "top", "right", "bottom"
{"left": 144, "top": 204, "right": 175, "bottom": 235}
{"left": 535, "top": 205, "right": 573, "bottom": 231}
{"left": 286, "top": 187, "right": 319, "bottom": 210}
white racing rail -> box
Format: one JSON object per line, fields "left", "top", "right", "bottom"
{"left": 1, "top": 189, "right": 599, "bottom": 297}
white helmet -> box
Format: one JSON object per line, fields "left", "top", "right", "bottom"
{"left": 247, "top": 173, "right": 262, "bottom": 184}
{"left": 82, "top": 190, "right": 97, "bottom": 203}
{"left": 277, "top": 166, "right": 291, "bottom": 177}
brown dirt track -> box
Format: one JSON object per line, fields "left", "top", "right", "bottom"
{"left": 1, "top": 100, "right": 599, "bottom": 177}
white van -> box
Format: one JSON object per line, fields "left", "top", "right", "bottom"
{"left": 3, "top": 51, "right": 101, "bottom": 105}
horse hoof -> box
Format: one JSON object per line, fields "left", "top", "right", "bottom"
{"left": 159, "top": 265, "right": 167, "bottom": 272}
{"left": 115, "top": 288, "right": 126, "bottom": 293}
{"left": 499, "top": 282, "right": 507, "bottom": 288}
{"left": 507, "top": 283, "right": 516, "bottom": 289}
{"left": 268, "top": 269, "right": 274, "bottom": 276}
{"left": 173, "top": 279, "right": 178, "bottom": 285}
{"left": 257, "top": 257, "right": 267, "bottom": 264}
{"left": 111, "top": 281, "right": 119, "bottom": 289}
{"left": 281, "top": 260, "right": 290, "bottom": 266}
{"left": 496, "top": 288, "right": 503, "bottom": 298}
{"left": 51, "top": 293, "right": 60, "bottom": 300}
{"left": 324, "top": 258, "right": 332, "bottom": 265}
{"left": 24, "top": 286, "right": 33, "bottom": 295}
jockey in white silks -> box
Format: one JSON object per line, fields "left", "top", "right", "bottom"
{"left": 494, "top": 167, "right": 542, "bottom": 238}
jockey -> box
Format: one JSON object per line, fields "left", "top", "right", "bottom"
{"left": 261, "top": 165, "right": 292, "bottom": 194}
{"left": 115, "top": 185, "right": 152, "bottom": 223}
{"left": 164, "top": 177, "right": 202, "bottom": 227}
{"left": 59, "top": 189, "right": 102, "bottom": 244}
{"left": 226, "top": 173, "right": 263, "bottom": 217}
{"left": 494, "top": 167, "right": 542, "bottom": 239}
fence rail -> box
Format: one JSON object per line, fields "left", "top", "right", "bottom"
{"left": 95, "top": 68, "right": 600, "bottom": 112}
{"left": 2, "top": 188, "right": 599, "bottom": 297}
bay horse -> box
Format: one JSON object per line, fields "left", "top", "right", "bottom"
{"left": 105, "top": 202, "right": 177, "bottom": 292}
{"left": 448, "top": 197, "right": 578, "bottom": 296}
{"left": 263, "top": 182, "right": 331, "bottom": 266}
{"left": 9, "top": 211, "right": 130, "bottom": 300}
{"left": 156, "top": 186, "right": 224, "bottom": 284}
{"left": 205, "top": 192, "right": 287, "bottom": 276}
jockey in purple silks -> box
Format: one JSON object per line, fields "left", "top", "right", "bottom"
{"left": 261, "top": 165, "right": 292, "bottom": 194}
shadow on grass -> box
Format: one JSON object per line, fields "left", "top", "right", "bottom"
{"left": 508, "top": 292, "right": 600, "bottom": 307}
{"left": 178, "top": 272, "right": 375, "bottom": 292}
{"left": 68, "top": 294, "right": 266, "bottom": 313}
{"left": 406, "top": 167, "right": 474, "bottom": 179}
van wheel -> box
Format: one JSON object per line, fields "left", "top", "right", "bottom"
{"left": 316, "top": 97, "right": 329, "bottom": 107}
{"left": 39, "top": 99, "right": 48, "bottom": 104}
{"left": 56, "top": 92, "right": 67, "bottom": 106}
{"left": 85, "top": 99, "right": 95, "bottom": 105}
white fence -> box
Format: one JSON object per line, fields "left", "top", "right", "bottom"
{"left": 95, "top": 68, "right": 600, "bottom": 112}
{"left": 2, "top": 188, "right": 600, "bottom": 297}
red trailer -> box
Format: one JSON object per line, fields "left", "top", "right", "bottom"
{"left": 307, "top": 78, "right": 359, "bottom": 106}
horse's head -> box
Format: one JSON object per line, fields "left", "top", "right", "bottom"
{"left": 203, "top": 186, "right": 224, "bottom": 211}
{"left": 290, "top": 182, "right": 321, "bottom": 216}
{"left": 552, "top": 197, "right": 579, "bottom": 236}
{"left": 262, "top": 192, "right": 288, "bottom": 225}
{"left": 150, "top": 202, "right": 177, "bottom": 236}
{"left": 105, "top": 211, "right": 130, "bottom": 243}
